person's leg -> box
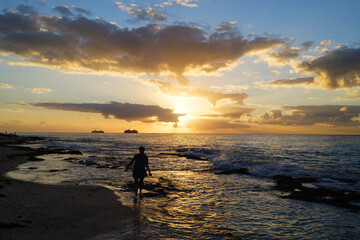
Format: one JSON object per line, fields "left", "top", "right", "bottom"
{"left": 139, "top": 178, "right": 144, "bottom": 196}
{"left": 134, "top": 178, "right": 139, "bottom": 196}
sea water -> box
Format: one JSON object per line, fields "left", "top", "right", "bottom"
{"left": 8, "top": 133, "right": 360, "bottom": 239}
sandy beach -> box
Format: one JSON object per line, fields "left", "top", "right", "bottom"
{"left": 0, "top": 134, "right": 135, "bottom": 240}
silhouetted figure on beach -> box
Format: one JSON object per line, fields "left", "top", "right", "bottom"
{"left": 125, "top": 147, "right": 152, "bottom": 199}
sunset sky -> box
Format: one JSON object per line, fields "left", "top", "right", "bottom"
{"left": 1, "top": 0, "right": 360, "bottom": 134}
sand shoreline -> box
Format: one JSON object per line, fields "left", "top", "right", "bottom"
{"left": 0, "top": 133, "right": 135, "bottom": 240}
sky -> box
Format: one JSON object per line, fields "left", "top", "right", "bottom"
{"left": 0, "top": 0, "right": 360, "bottom": 134}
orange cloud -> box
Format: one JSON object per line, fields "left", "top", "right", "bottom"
{"left": 27, "top": 88, "right": 52, "bottom": 94}
{"left": 337, "top": 90, "right": 360, "bottom": 100}
{"left": 186, "top": 117, "right": 249, "bottom": 130}
{"left": 211, "top": 106, "right": 254, "bottom": 119}
{"left": 0, "top": 83, "right": 14, "bottom": 89}
{"left": 145, "top": 79, "right": 248, "bottom": 106}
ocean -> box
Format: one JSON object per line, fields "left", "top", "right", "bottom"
{"left": 8, "top": 133, "right": 360, "bottom": 239}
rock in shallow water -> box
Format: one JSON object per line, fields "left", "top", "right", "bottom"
{"left": 273, "top": 175, "right": 360, "bottom": 211}
{"left": 215, "top": 168, "right": 250, "bottom": 175}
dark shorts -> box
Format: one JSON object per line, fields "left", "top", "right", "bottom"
{"left": 133, "top": 168, "right": 147, "bottom": 179}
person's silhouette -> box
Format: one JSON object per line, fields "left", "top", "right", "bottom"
{"left": 125, "top": 147, "right": 152, "bottom": 199}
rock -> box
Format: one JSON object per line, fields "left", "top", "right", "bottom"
{"left": 273, "top": 175, "right": 316, "bottom": 191}
{"left": 273, "top": 175, "right": 360, "bottom": 211}
{"left": 49, "top": 169, "right": 68, "bottom": 173}
{"left": 286, "top": 187, "right": 360, "bottom": 211}
{"left": 0, "top": 222, "right": 27, "bottom": 229}
{"left": 66, "top": 150, "right": 82, "bottom": 155}
{"left": 215, "top": 168, "right": 250, "bottom": 175}
{"left": 28, "top": 156, "right": 45, "bottom": 162}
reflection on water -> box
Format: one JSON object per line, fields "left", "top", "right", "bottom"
{"left": 9, "top": 133, "right": 360, "bottom": 239}
{"left": 93, "top": 170, "right": 360, "bottom": 240}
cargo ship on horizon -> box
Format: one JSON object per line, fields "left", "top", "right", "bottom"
{"left": 124, "top": 129, "right": 138, "bottom": 133}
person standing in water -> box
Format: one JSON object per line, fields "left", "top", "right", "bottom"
{"left": 125, "top": 146, "right": 152, "bottom": 198}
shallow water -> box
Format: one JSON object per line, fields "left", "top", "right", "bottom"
{"left": 8, "top": 133, "right": 360, "bottom": 239}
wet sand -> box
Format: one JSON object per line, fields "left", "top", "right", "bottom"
{"left": 0, "top": 134, "right": 135, "bottom": 240}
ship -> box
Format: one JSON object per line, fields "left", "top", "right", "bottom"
{"left": 124, "top": 129, "right": 138, "bottom": 133}
{"left": 91, "top": 130, "right": 104, "bottom": 133}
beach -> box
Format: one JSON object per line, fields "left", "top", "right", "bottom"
{"left": 0, "top": 134, "right": 135, "bottom": 240}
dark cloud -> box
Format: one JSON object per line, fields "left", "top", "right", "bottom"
{"left": 52, "top": 5, "right": 73, "bottom": 17}
{"left": 71, "top": 6, "right": 91, "bottom": 16}
{"left": 146, "top": 79, "right": 248, "bottom": 106}
{"left": 31, "top": 101, "right": 183, "bottom": 123}
{"left": 0, "top": 10, "right": 38, "bottom": 33}
{"left": 0, "top": 8, "right": 284, "bottom": 84}
{"left": 298, "top": 47, "right": 360, "bottom": 89}
{"left": 269, "top": 45, "right": 301, "bottom": 63}
{"left": 258, "top": 105, "right": 360, "bottom": 127}
{"left": 16, "top": 5, "right": 37, "bottom": 15}
{"left": 300, "top": 41, "right": 315, "bottom": 51}
{"left": 269, "top": 76, "right": 315, "bottom": 86}
{"left": 269, "top": 47, "right": 360, "bottom": 89}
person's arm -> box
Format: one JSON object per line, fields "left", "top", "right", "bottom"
{"left": 145, "top": 156, "right": 152, "bottom": 176}
{"left": 125, "top": 157, "right": 135, "bottom": 171}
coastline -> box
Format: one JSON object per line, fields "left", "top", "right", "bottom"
{"left": 0, "top": 134, "right": 135, "bottom": 240}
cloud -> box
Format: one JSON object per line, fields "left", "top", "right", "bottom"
{"left": 17, "top": 5, "right": 37, "bottom": 15}
{"left": 269, "top": 76, "right": 315, "bottom": 86}
{"left": 271, "top": 46, "right": 300, "bottom": 61}
{"left": 211, "top": 106, "right": 254, "bottom": 119}
{"left": 116, "top": 2, "right": 166, "bottom": 21}
{"left": 337, "top": 90, "right": 360, "bottom": 100}
{"left": 186, "top": 117, "right": 248, "bottom": 130}
{"left": 209, "top": 84, "right": 250, "bottom": 91}
{"left": 0, "top": 83, "right": 14, "bottom": 89}
{"left": 320, "top": 39, "right": 331, "bottom": 47}
{"left": 297, "top": 47, "right": 360, "bottom": 89}
{"left": 163, "top": 0, "right": 198, "bottom": 8}
{"left": 71, "top": 6, "right": 91, "bottom": 16}
{"left": 216, "top": 21, "right": 237, "bottom": 31}
{"left": 27, "top": 87, "right": 52, "bottom": 94}
{"left": 257, "top": 105, "right": 360, "bottom": 127}
{"left": 242, "top": 71, "right": 259, "bottom": 77}
{"left": 301, "top": 41, "right": 315, "bottom": 51}
{"left": 52, "top": 5, "right": 73, "bottom": 17}
{"left": 31, "top": 101, "right": 183, "bottom": 123}
{"left": 0, "top": 8, "right": 284, "bottom": 84}
{"left": 145, "top": 79, "right": 248, "bottom": 106}
{"left": 271, "top": 70, "right": 281, "bottom": 75}
{"left": 255, "top": 45, "right": 301, "bottom": 67}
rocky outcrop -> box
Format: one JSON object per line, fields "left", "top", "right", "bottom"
{"left": 273, "top": 175, "right": 360, "bottom": 211}
{"left": 215, "top": 168, "right": 250, "bottom": 175}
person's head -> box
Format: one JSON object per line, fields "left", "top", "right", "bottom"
{"left": 139, "top": 146, "right": 145, "bottom": 154}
